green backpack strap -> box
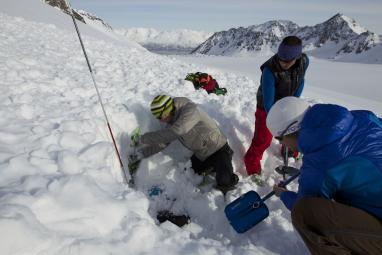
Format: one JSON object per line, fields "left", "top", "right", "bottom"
{"left": 214, "top": 87, "right": 227, "bottom": 95}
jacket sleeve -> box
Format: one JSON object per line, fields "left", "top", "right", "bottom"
{"left": 280, "top": 191, "right": 297, "bottom": 210}
{"left": 261, "top": 67, "right": 276, "bottom": 113}
{"left": 280, "top": 163, "right": 323, "bottom": 211}
{"left": 293, "top": 56, "right": 309, "bottom": 97}
{"left": 139, "top": 143, "right": 168, "bottom": 158}
{"left": 303, "top": 55, "right": 310, "bottom": 71}
{"left": 140, "top": 128, "right": 178, "bottom": 145}
{"left": 293, "top": 79, "right": 304, "bottom": 97}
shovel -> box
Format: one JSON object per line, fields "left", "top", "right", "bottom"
{"left": 276, "top": 147, "right": 300, "bottom": 178}
{"left": 225, "top": 170, "right": 300, "bottom": 233}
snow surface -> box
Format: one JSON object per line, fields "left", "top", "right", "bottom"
{"left": 115, "top": 27, "right": 212, "bottom": 50}
{"left": 1, "top": 1, "right": 381, "bottom": 255}
{"left": 174, "top": 55, "right": 382, "bottom": 115}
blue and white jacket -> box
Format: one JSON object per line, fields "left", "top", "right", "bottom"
{"left": 281, "top": 104, "right": 382, "bottom": 220}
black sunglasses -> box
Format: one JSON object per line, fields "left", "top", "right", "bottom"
{"left": 275, "top": 120, "right": 298, "bottom": 141}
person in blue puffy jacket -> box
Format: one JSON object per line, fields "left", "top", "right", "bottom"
{"left": 266, "top": 96, "right": 382, "bottom": 255}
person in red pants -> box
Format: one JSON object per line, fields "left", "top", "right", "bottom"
{"left": 244, "top": 36, "right": 309, "bottom": 184}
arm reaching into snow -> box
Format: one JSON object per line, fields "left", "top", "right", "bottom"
{"left": 138, "top": 143, "right": 168, "bottom": 158}
{"left": 141, "top": 128, "right": 178, "bottom": 145}
{"left": 139, "top": 129, "right": 176, "bottom": 158}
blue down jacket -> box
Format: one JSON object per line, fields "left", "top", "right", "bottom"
{"left": 281, "top": 104, "right": 382, "bottom": 220}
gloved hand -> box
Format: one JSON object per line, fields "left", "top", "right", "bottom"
{"left": 128, "top": 151, "right": 144, "bottom": 163}
{"left": 273, "top": 184, "right": 288, "bottom": 197}
{"left": 128, "top": 151, "right": 144, "bottom": 174}
{"left": 130, "top": 132, "right": 141, "bottom": 147}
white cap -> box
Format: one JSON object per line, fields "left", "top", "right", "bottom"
{"left": 266, "top": 97, "right": 310, "bottom": 137}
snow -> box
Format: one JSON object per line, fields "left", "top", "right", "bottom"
{"left": 340, "top": 14, "right": 368, "bottom": 34}
{"left": 1, "top": 0, "right": 381, "bottom": 255}
{"left": 173, "top": 55, "right": 382, "bottom": 115}
{"left": 115, "top": 27, "right": 212, "bottom": 50}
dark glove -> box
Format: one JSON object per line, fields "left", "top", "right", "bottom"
{"left": 275, "top": 166, "right": 299, "bottom": 176}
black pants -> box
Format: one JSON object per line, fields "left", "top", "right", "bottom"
{"left": 191, "top": 143, "right": 235, "bottom": 187}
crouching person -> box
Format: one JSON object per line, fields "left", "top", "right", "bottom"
{"left": 138, "top": 95, "right": 239, "bottom": 194}
{"left": 267, "top": 96, "right": 382, "bottom": 255}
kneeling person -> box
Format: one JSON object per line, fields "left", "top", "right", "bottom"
{"left": 139, "top": 95, "right": 239, "bottom": 194}
{"left": 267, "top": 97, "right": 382, "bottom": 255}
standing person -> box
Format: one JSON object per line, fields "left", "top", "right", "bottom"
{"left": 244, "top": 36, "right": 309, "bottom": 184}
{"left": 267, "top": 97, "right": 382, "bottom": 255}
{"left": 137, "top": 95, "right": 239, "bottom": 194}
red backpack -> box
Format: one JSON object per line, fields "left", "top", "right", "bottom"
{"left": 185, "top": 72, "right": 227, "bottom": 95}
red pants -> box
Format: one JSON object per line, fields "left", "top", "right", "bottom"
{"left": 244, "top": 107, "right": 273, "bottom": 175}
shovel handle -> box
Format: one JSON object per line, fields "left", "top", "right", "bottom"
{"left": 260, "top": 171, "right": 300, "bottom": 203}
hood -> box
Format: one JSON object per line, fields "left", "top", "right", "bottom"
{"left": 298, "top": 104, "right": 354, "bottom": 154}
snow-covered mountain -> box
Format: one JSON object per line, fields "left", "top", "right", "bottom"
{"left": 115, "top": 27, "right": 212, "bottom": 54}
{"left": 192, "top": 14, "right": 382, "bottom": 63}
{"left": 191, "top": 20, "right": 298, "bottom": 56}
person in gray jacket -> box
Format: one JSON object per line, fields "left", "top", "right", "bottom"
{"left": 138, "top": 95, "right": 239, "bottom": 194}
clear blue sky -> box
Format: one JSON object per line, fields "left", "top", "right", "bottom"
{"left": 70, "top": 0, "right": 382, "bottom": 34}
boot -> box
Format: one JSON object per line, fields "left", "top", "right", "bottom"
{"left": 157, "top": 210, "right": 190, "bottom": 227}
{"left": 251, "top": 174, "right": 265, "bottom": 187}
{"left": 215, "top": 174, "right": 239, "bottom": 195}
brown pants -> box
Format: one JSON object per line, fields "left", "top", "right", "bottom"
{"left": 292, "top": 198, "right": 382, "bottom": 255}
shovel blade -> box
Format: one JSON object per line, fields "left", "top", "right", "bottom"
{"left": 225, "top": 190, "right": 269, "bottom": 233}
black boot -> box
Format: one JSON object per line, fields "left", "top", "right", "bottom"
{"left": 156, "top": 210, "right": 190, "bottom": 227}
{"left": 215, "top": 174, "right": 239, "bottom": 195}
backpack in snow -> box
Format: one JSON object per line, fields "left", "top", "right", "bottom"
{"left": 185, "top": 72, "right": 227, "bottom": 96}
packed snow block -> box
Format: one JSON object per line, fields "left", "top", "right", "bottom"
{"left": 225, "top": 191, "right": 269, "bottom": 233}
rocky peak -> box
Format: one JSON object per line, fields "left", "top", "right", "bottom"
{"left": 44, "top": 0, "right": 85, "bottom": 23}
{"left": 191, "top": 20, "right": 298, "bottom": 55}
{"left": 249, "top": 20, "right": 299, "bottom": 36}
{"left": 76, "top": 10, "right": 113, "bottom": 30}
{"left": 296, "top": 13, "right": 370, "bottom": 47}
{"left": 325, "top": 13, "right": 366, "bottom": 34}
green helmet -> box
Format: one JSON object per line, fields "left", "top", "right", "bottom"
{"left": 150, "top": 95, "right": 174, "bottom": 119}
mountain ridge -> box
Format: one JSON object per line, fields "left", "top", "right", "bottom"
{"left": 192, "top": 13, "right": 381, "bottom": 62}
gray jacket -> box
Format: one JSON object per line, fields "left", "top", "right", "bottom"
{"left": 140, "top": 97, "right": 227, "bottom": 161}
